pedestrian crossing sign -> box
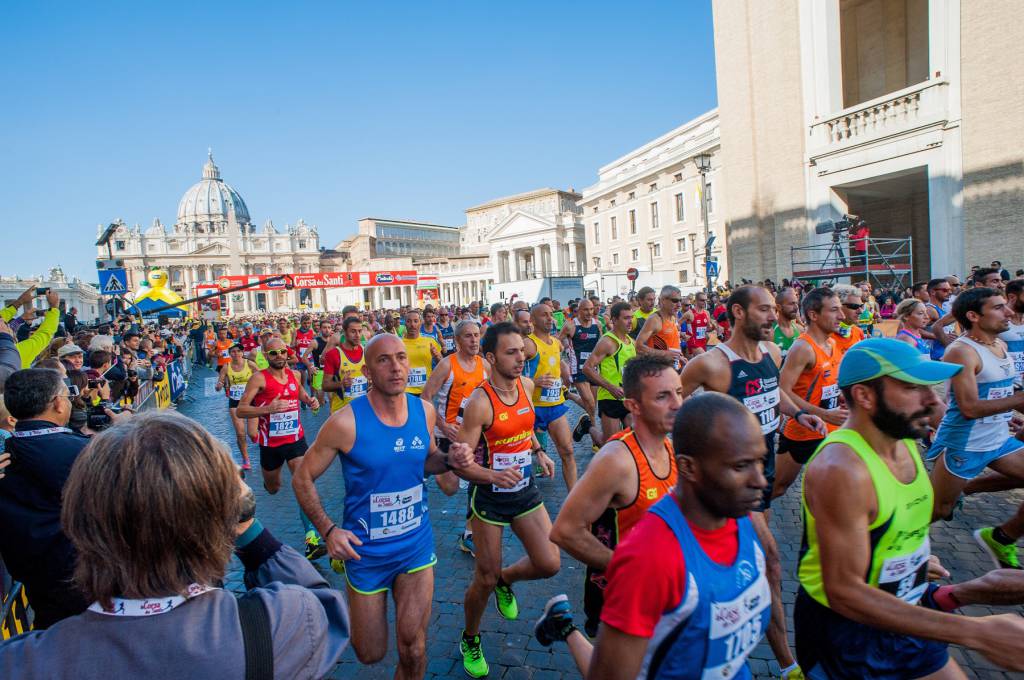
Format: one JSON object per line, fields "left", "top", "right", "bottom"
{"left": 98, "top": 268, "right": 128, "bottom": 295}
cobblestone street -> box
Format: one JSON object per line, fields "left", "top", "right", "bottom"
{"left": 179, "top": 366, "right": 1024, "bottom": 679}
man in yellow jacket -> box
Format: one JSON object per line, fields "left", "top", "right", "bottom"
{"left": 1, "top": 286, "right": 61, "bottom": 367}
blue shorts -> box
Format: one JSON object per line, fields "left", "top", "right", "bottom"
{"left": 926, "top": 438, "right": 1024, "bottom": 480}
{"left": 534, "top": 403, "right": 568, "bottom": 432}
{"left": 343, "top": 529, "right": 437, "bottom": 595}
{"left": 795, "top": 588, "right": 949, "bottom": 679}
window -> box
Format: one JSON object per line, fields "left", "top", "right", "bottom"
{"left": 650, "top": 202, "right": 659, "bottom": 229}
{"left": 649, "top": 182, "right": 658, "bottom": 192}
{"left": 705, "top": 182, "right": 714, "bottom": 213}
{"left": 592, "top": 206, "right": 598, "bottom": 214}
{"left": 610, "top": 216, "right": 618, "bottom": 240}
{"left": 674, "top": 193, "right": 684, "bottom": 222}
{"left": 652, "top": 243, "right": 661, "bottom": 257}
{"left": 679, "top": 270, "right": 689, "bottom": 283}
{"left": 677, "top": 237, "right": 687, "bottom": 253}
{"left": 628, "top": 209, "right": 637, "bottom": 235}
{"left": 628, "top": 191, "right": 635, "bottom": 200}
{"left": 631, "top": 248, "right": 639, "bottom": 261}
{"left": 610, "top": 199, "right": 616, "bottom": 208}
{"left": 673, "top": 172, "right": 682, "bottom": 183}
{"left": 298, "top": 239, "right": 307, "bottom": 249}
{"left": 115, "top": 240, "right": 125, "bottom": 250}
{"left": 593, "top": 221, "right": 600, "bottom": 244}
{"left": 612, "top": 253, "right": 619, "bottom": 265}
{"left": 594, "top": 257, "right": 602, "bottom": 269}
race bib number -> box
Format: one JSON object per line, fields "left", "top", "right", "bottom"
{"left": 492, "top": 451, "right": 531, "bottom": 493}
{"left": 743, "top": 387, "right": 781, "bottom": 435}
{"left": 369, "top": 484, "right": 423, "bottom": 540}
{"left": 696, "top": 326, "right": 707, "bottom": 340}
{"left": 345, "top": 376, "right": 368, "bottom": 399}
{"left": 541, "top": 378, "right": 562, "bottom": 402}
{"left": 220, "top": 349, "right": 230, "bottom": 358}
{"left": 228, "top": 384, "right": 245, "bottom": 400}
{"left": 982, "top": 385, "right": 1014, "bottom": 424}
{"left": 820, "top": 383, "right": 840, "bottom": 410}
{"left": 878, "top": 537, "right": 930, "bottom": 604}
{"left": 704, "top": 573, "right": 771, "bottom": 679}
{"left": 444, "top": 337, "right": 455, "bottom": 352}
{"left": 407, "top": 367, "right": 427, "bottom": 388}
{"left": 1008, "top": 351, "right": 1024, "bottom": 383}
{"left": 456, "top": 397, "right": 469, "bottom": 425}
{"left": 269, "top": 409, "right": 299, "bottom": 437}
{"left": 578, "top": 351, "right": 591, "bottom": 367}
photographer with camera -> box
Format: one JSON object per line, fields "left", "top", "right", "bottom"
{"left": 0, "top": 411, "right": 350, "bottom": 678}
{"left": 65, "top": 369, "right": 131, "bottom": 436}
{"left": 0, "top": 368, "right": 92, "bottom": 627}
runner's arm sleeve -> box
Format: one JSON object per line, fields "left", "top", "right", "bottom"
{"left": 236, "top": 519, "right": 351, "bottom": 676}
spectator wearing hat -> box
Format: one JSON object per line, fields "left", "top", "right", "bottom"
{"left": 57, "top": 343, "right": 86, "bottom": 372}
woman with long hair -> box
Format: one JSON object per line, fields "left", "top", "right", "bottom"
{"left": 894, "top": 298, "right": 932, "bottom": 355}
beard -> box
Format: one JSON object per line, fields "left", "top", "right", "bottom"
{"left": 871, "top": 383, "right": 933, "bottom": 440}
{"left": 742, "top": 317, "right": 772, "bottom": 341}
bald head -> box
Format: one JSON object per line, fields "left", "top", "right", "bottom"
{"left": 531, "top": 303, "right": 553, "bottom": 334}
{"left": 365, "top": 333, "right": 404, "bottom": 362}
{"left": 363, "top": 334, "right": 408, "bottom": 396}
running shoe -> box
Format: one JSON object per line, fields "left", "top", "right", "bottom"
{"left": 974, "top": 527, "right": 1021, "bottom": 569}
{"left": 330, "top": 558, "right": 346, "bottom": 575}
{"left": 241, "top": 461, "right": 252, "bottom": 471}
{"left": 572, "top": 414, "right": 592, "bottom": 443}
{"left": 494, "top": 580, "right": 519, "bottom": 620}
{"left": 780, "top": 665, "right": 806, "bottom": 680}
{"left": 460, "top": 633, "right": 489, "bottom": 678}
{"left": 534, "top": 594, "right": 576, "bottom": 646}
{"left": 459, "top": 531, "right": 476, "bottom": 557}
{"left": 304, "top": 532, "right": 327, "bottom": 561}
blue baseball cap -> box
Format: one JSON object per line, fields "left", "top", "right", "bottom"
{"left": 838, "top": 338, "right": 962, "bottom": 387}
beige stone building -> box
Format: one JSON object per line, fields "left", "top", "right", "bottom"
{"left": 712, "top": 0, "right": 1024, "bottom": 282}
{"left": 579, "top": 110, "right": 724, "bottom": 298}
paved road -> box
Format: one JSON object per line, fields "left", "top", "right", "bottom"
{"left": 179, "top": 366, "right": 1024, "bottom": 679}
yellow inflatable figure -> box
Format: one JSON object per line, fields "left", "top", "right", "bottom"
{"left": 132, "top": 268, "right": 185, "bottom": 309}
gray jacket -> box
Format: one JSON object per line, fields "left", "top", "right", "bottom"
{"left": 0, "top": 520, "right": 350, "bottom": 679}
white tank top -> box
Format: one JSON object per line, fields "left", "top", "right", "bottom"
{"left": 999, "top": 319, "right": 1024, "bottom": 388}
{"left": 935, "top": 336, "right": 1016, "bottom": 452}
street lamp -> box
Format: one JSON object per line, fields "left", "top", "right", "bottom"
{"left": 694, "top": 152, "right": 713, "bottom": 295}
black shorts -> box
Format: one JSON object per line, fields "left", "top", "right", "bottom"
{"left": 470, "top": 480, "right": 544, "bottom": 526}
{"left": 598, "top": 399, "right": 629, "bottom": 421}
{"left": 437, "top": 436, "right": 451, "bottom": 453}
{"left": 778, "top": 434, "right": 824, "bottom": 465}
{"left": 259, "top": 438, "right": 307, "bottom": 472}
{"left": 755, "top": 434, "right": 777, "bottom": 513}
{"left": 795, "top": 588, "right": 948, "bottom": 679}
{"left": 228, "top": 398, "right": 240, "bottom": 409}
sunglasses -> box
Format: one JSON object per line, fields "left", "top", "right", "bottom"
{"left": 668, "top": 298, "right": 682, "bottom": 304}
{"left": 265, "top": 349, "right": 289, "bottom": 357}
{"left": 843, "top": 303, "right": 864, "bottom": 310}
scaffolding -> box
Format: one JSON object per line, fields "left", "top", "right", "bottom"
{"left": 790, "top": 235, "right": 914, "bottom": 291}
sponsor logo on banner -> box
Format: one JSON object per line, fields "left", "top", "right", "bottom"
{"left": 376, "top": 273, "right": 394, "bottom": 284}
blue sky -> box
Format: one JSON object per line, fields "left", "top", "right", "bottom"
{"left": 0, "top": 1, "right": 717, "bottom": 281}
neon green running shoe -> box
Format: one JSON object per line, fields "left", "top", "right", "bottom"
{"left": 460, "top": 633, "right": 489, "bottom": 678}
{"left": 494, "top": 580, "right": 519, "bottom": 620}
{"left": 330, "top": 558, "right": 346, "bottom": 575}
{"left": 304, "top": 531, "right": 327, "bottom": 561}
{"left": 974, "top": 527, "right": 1020, "bottom": 569}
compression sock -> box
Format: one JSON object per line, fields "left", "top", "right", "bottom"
{"left": 300, "top": 508, "right": 316, "bottom": 536}
{"left": 992, "top": 526, "right": 1016, "bottom": 545}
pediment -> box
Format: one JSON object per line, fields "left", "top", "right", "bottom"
{"left": 488, "top": 210, "right": 557, "bottom": 242}
{"left": 190, "top": 242, "right": 228, "bottom": 255}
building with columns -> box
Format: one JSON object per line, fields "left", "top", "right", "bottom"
{"left": 579, "top": 110, "right": 724, "bottom": 299}
{"left": 712, "top": 0, "right": 1023, "bottom": 282}
{"left": 97, "top": 153, "right": 325, "bottom": 314}
{"left": 0, "top": 266, "right": 102, "bottom": 324}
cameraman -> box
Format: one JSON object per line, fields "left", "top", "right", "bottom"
{"left": 0, "top": 368, "right": 91, "bottom": 627}
{"left": 66, "top": 369, "right": 131, "bottom": 437}
{"left": 0, "top": 412, "right": 350, "bottom": 678}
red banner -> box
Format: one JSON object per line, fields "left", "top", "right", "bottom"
{"left": 215, "top": 271, "right": 418, "bottom": 291}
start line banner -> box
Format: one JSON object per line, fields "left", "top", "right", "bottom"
{"left": 216, "top": 271, "right": 418, "bottom": 291}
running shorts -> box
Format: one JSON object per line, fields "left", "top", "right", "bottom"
{"left": 228, "top": 398, "right": 240, "bottom": 409}
{"left": 258, "top": 438, "right": 307, "bottom": 472}
{"left": 572, "top": 371, "right": 599, "bottom": 386}
{"left": 795, "top": 588, "right": 948, "bottom": 679}
{"left": 598, "top": 399, "right": 629, "bottom": 421}
{"left": 534, "top": 403, "right": 568, "bottom": 432}
{"left": 778, "top": 434, "right": 824, "bottom": 465}
{"left": 470, "top": 480, "right": 544, "bottom": 526}
{"left": 344, "top": 527, "right": 436, "bottom": 595}
{"left": 926, "top": 439, "right": 1024, "bottom": 480}
{"left": 754, "top": 435, "right": 777, "bottom": 512}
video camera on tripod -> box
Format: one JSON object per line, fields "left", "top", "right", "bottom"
{"left": 815, "top": 214, "right": 865, "bottom": 241}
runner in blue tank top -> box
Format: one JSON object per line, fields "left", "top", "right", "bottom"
{"left": 531, "top": 392, "right": 771, "bottom": 679}
{"left": 293, "top": 334, "right": 484, "bottom": 678}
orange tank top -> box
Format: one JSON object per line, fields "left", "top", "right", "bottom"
{"left": 215, "top": 339, "right": 234, "bottom": 366}
{"left": 480, "top": 379, "right": 535, "bottom": 466}
{"left": 647, "top": 313, "right": 682, "bottom": 353}
{"left": 782, "top": 334, "right": 841, "bottom": 441}
{"left": 444, "top": 355, "right": 486, "bottom": 425}
{"left": 612, "top": 429, "right": 677, "bottom": 538}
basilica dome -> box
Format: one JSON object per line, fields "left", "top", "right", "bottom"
{"left": 175, "top": 151, "right": 251, "bottom": 228}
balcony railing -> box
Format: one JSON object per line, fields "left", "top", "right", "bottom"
{"left": 809, "top": 79, "right": 949, "bottom": 158}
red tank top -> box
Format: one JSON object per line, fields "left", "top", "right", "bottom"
{"left": 295, "top": 328, "right": 315, "bottom": 353}
{"left": 687, "top": 310, "right": 711, "bottom": 349}
{"left": 254, "top": 369, "right": 304, "bottom": 447}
